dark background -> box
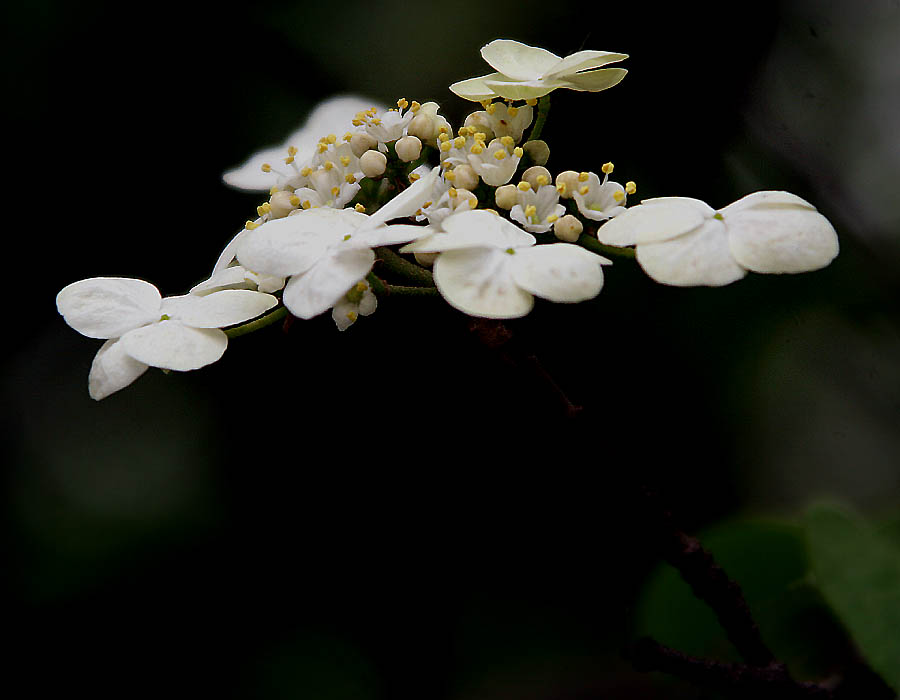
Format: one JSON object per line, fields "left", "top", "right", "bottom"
{"left": 3, "top": 1, "right": 899, "bottom": 697}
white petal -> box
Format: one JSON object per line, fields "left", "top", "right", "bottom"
{"left": 449, "top": 74, "right": 502, "bottom": 101}
{"left": 88, "top": 338, "right": 149, "bottom": 400}
{"left": 57, "top": 277, "right": 161, "bottom": 340}
{"left": 331, "top": 299, "right": 357, "bottom": 331}
{"left": 212, "top": 229, "right": 251, "bottom": 274}
{"left": 358, "top": 290, "right": 377, "bottom": 316}
{"left": 121, "top": 321, "right": 228, "bottom": 371}
{"left": 404, "top": 210, "right": 535, "bottom": 252}
{"left": 161, "top": 290, "right": 277, "bottom": 328}
{"left": 555, "top": 68, "right": 628, "bottom": 93}
{"left": 483, "top": 78, "right": 556, "bottom": 101}
{"left": 596, "top": 197, "right": 713, "bottom": 246}
{"left": 480, "top": 40, "right": 560, "bottom": 81}
{"left": 347, "top": 224, "right": 430, "bottom": 248}
{"left": 190, "top": 266, "right": 257, "bottom": 295}
{"left": 719, "top": 190, "right": 817, "bottom": 215}
{"left": 512, "top": 244, "right": 607, "bottom": 303}
{"left": 726, "top": 208, "right": 839, "bottom": 274}
{"left": 366, "top": 166, "right": 440, "bottom": 227}
{"left": 434, "top": 248, "right": 534, "bottom": 319}
{"left": 542, "top": 50, "right": 628, "bottom": 80}
{"left": 636, "top": 218, "right": 747, "bottom": 286}
{"left": 235, "top": 216, "right": 339, "bottom": 277}
{"left": 282, "top": 248, "right": 375, "bottom": 319}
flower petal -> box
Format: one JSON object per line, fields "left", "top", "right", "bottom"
{"left": 403, "top": 210, "right": 535, "bottom": 253}
{"left": 480, "top": 40, "right": 560, "bottom": 81}
{"left": 282, "top": 248, "right": 376, "bottom": 319}
{"left": 161, "top": 290, "right": 277, "bottom": 328}
{"left": 555, "top": 68, "right": 628, "bottom": 93}
{"left": 449, "top": 73, "right": 503, "bottom": 101}
{"left": 596, "top": 197, "right": 713, "bottom": 246}
{"left": 542, "top": 50, "right": 628, "bottom": 80}
{"left": 511, "top": 243, "right": 607, "bottom": 303}
{"left": 434, "top": 248, "right": 534, "bottom": 319}
{"left": 726, "top": 207, "right": 839, "bottom": 274}
{"left": 57, "top": 277, "right": 161, "bottom": 339}
{"left": 719, "top": 190, "right": 818, "bottom": 215}
{"left": 366, "top": 166, "right": 440, "bottom": 227}
{"left": 483, "top": 78, "right": 556, "bottom": 101}
{"left": 121, "top": 321, "right": 228, "bottom": 371}
{"left": 636, "top": 218, "right": 747, "bottom": 286}
{"left": 88, "top": 338, "right": 149, "bottom": 400}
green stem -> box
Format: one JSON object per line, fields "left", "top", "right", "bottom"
{"left": 224, "top": 306, "right": 288, "bottom": 338}
{"left": 577, "top": 232, "right": 636, "bottom": 259}
{"left": 374, "top": 246, "right": 435, "bottom": 286}
{"left": 527, "top": 95, "right": 551, "bottom": 142}
{"left": 376, "top": 284, "right": 440, "bottom": 297}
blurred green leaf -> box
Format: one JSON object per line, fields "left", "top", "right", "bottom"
{"left": 804, "top": 504, "right": 900, "bottom": 693}
{"left": 633, "top": 519, "right": 844, "bottom": 678}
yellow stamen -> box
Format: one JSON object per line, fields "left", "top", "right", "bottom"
{"left": 345, "top": 174, "right": 356, "bottom": 184}
{"left": 355, "top": 203, "right": 366, "bottom": 212}
{"left": 323, "top": 161, "right": 334, "bottom": 171}
{"left": 302, "top": 200, "right": 312, "bottom": 209}
{"left": 579, "top": 185, "right": 590, "bottom": 195}
{"left": 289, "top": 195, "right": 300, "bottom": 207}
{"left": 518, "top": 181, "right": 531, "bottom": 191}
{"left": 300, "top": 166, "right": 313, "bottom": 177}
{"left": 546, "top": 214, "right": 559, "bottom": 223}
{"left": 340, "top": 155, "right": 351, "bottom": 167}
{"left": 454, "top": 136, "right": 466, "bottom": 148}
{"left": 513, "top": 147, "right": 523, "bottom": 158}
{"left": 524, "top": 205, "right": 537, "bottom": 219}
{"left": 397, "top": 98, "right": 409, "bottom": 110}
{"left": 287, "top": 146, "right": 298, "bottom": 156}
{"left": 613, "top": 190, "right": 625, "bottom": 202}
{"left": 536, "top": 175, "right": 549, "bottom": 187}
{"left": 493, "top": 150, "right": 507, "bottom": 160}
{"left": 578, "top": 171, "right": 590, "bottom": 182}
{"left": 601, "top": 162, "right": 614, "bottom": 174}
{"left": 508, "top": 106, "right": 518, "bottom": 117}
{"left": 625, "top": 181, "right": 637, "bottom": 194}
{"left": 245, "top": 220, "right": 259, "bottom": 230}
{"left": 261, "top": 163, "right": 272, "bottom": 173}
{"left": 500, "top": 136, "right": 515, "bottom": 148}
{"left": 409, "top": 173, "right": 420, "bottom": 182}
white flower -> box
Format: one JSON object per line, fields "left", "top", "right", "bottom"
{"left": 467, "top": 138, "right": 523, "bottom": 187}
{"left": 222, "top": 95, "right": 385, "bottom": 191}
{"left": 573, "top": 170, "right": 628, "bottom": 221}
{"left": 450, "top": 39, "right": 627, "bottom": 102}
{"left": 596, "top": 191, "right": 840, "bottom": 286}
{"left": 332, "top": 280, "right": 377, "bottom": 331}
{"left": 510, "top": 183, "right": 565, "bottom": 233}
{"left": 466, "top": 102, "right": 533, "bottom": 143}
{"left": 190, "top": 265, "right": 285, "bottom": 296}
{"left": 56, "top": 278, "right": 278, "bottom": 399}
{"left": 400, "top": 210, "right": 610, "bottom": 318}
{"left": 236, "top": 168, "right": 440, "bottom": 319}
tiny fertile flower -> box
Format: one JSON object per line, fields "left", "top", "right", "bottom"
{"left": 572, "top": 169, "right": 629, "bottom": 221}
{"left": 332, "top": 280, "right": 377, "bottom": 331}
{"left": 56, "top": 278, "right": 278, "bottom": 399}
{"left": 509, "top": 182, "right": 565, "bottom": 233}
{"left": 450, "top": 39, "right": 627, "bottom": 102}
{"left": 596, "top": 191, "right": 839, "bottom": 286}
{"left": 400, "top": 210, "right": 610, "bottom": 318}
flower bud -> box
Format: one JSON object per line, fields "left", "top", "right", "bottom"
{"left": 359, "top": 150, "right": 387, "bottom": 178}
{"left": 523, "top": 139, "right": 550, "bottom": 166}
{"left": 395, "top": 135, "right": 422, "bottom": 162}
{"left": 463, "top": 112, "right": 495, "bottom": 142}
{"left": 414, "top": 251, "right": 438, "bottom": 267}
{"left": 452, "top": 188, "right": 479, "bottom": 212}
{"left": 268, "top": 190, "right": 298, "bottom": 219}
{"left": 350, "top": 132, "right": 378, "bottom": 158}
{"left": 555, "top": 170, "right": 580, "bottom": 199}
{"left": 495, "top": 184, "right": 518, "bottom": 210}
{"left": 553, "top": 214, "right": 583, "bottom": 242}
{"left": 451, "top": 164, "right": 479, "bottom": 191}
{"left": 522, "top": 165, "right": 552, "bottom": 191}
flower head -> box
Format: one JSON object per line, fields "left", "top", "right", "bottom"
{"left": 450, "top": 40, "right": 627, "bottom": 102}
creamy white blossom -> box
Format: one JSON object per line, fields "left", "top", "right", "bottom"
{"left": 573, "top": 170, "right": 628, "bottom": 221}
{"left": 509, "top": 183, "right": 565, "bottom": 233}
{"left": 450, "top": 39, "right": 627, "bottom": 102}
{"left": 332, "top": 280, "right": 377, "bottom": 331}
{"left": 56, "top": 278, "right": 278, "bottom": 399}
{"left": 401, "top": 210, "right": 610, "bottom": 318}
{"left": 596, "top": 191, "right": 840, "bottom": 286}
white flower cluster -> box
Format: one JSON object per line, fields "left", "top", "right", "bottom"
{"left": 57, "top": 40, "right": 839, "bottom": 399}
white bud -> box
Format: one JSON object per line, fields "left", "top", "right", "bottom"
{"left": 555, "top": 170, "right": 580, "bottom": 199}
{"left": 414, "top": 251, "right": 438, "bottom": 267}
{"left": 359, "top": 150, "right": 387, "bottom": 178}
{"left": 523, "top": 139, "right": 550, "bottom": 166}
{"left": 522, "top": 166, "right": 552, "bottom": 191}
{"left": 350, "top": 132, "right": 378, "bottom": 158}
{"left": 395, "top": 135, "right": 422, "bottom": 162}
{"left": 268, "top": 190, "right": 297, "bottom": 219}
{"left": 463, "top": 112, "right": 495, "bottom": 141}
{"left": 452, "top": 188, "right": 479, "bottom": 212}
{"left": 554, "top": 214, "right": 583, "bottom": 242}
{"left": 451, "top": 164, "right": 479, "bottom": 191}
{"left": 408, "top": 113, "right": 436, "bottom": 141}
{"left": 495, "top": 184, "right": 518, "bottom": 210}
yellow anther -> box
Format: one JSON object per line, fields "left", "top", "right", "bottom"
{"left": 580, "top": 185, "right": 590, "bottom": 195}
{"left": 352, "top": 118, "right": 364, "bottom": 127}
{"left": 508, "top": 106, "right": 518, "bottom": 117}
{"left": 302, "top": 200, "right": 312, "bottom": 209}
{"left": 367, "top": 107, "right": 378, "bottom": 115}
{"left": 317, "top": 143, "right": 328, "bottom": 153}
{"left": 493, "top": 150, "right": 507, "bottom": 160}
{"left": 525, "top": 98, "right": 538, "bottom": 106}
{"left": 423, "top": 201, "right": 432, "bottom": 208}
{"left": 474, "top": 132, "right": 487, "bottom": 141}
{"left": 440, "top": 141, "right": 452, "bottom": 152}
{"left": 244, "top": 220, "right": 259, "bottom": 230}
{"left": 269, "top": 186, "right": 280, "bottom": 195}
{"left": 300, "top": 166, "right": 313, "bottom": 177}
{"left": 439, "top": 132, "right": 450, "bottom": 142}
{"left": 444, "top": 169, "right": 456, "bottom": 181}
{"left": 613, "top": 190, "right": 625, "bottom": 202}
{"left": 480, "top": 100, "right": 492, "bottom": 110}
{"left": 409, "top": 173, "right": 420, "bottom": 182}
{"left": 625, "top": 181, "right": 637, "bottom": 194}
{"left": 454, "top": 136, "right": 466, "bottom": 148}
{"left": 343, "top": 132, "right": 353, "bottom": 141}
{"left": 518, "top": 181, "right": 532, "bottom": 191}
{"left": 397, "top": 98, "right": 409, "bottom": 110}
{"left": 513, "top": 147, "right": 523, "bottom": 158}
{"left": 287, "top": 145, "right": 298, "bottom": 156}
{"left": 578, "top": 171, "right": 590, "bottom": 182}
{"left": 331, "top": 186, "right": 341, "bottom": 196}
{"left": 326, "top": 134, "right": 337, "bottom": 144}
{"left": 345, "top": 174, "right": 356, "bottom": 184}
{"left": 343, "top": 233, "right": 352, "bottom": 241}
{"left": 370, "top": 117, "right": 382, "bottom": 125}
{"left": 261, "top": 163, "right": 272, "bottom": 173}
{"left": 449, "top": 188, "right": 458, "bottom": 197}
{"left": 324, "top": 161, "right": 334, "bottom": 171}
{"left": 355, "top": 203, "right": 366, "bottom": 212}
{"left": 500, "top": 136, "right": 514, "bottom": 148}
{"left": 601, "top": 162, "right": 614, "bottom": 174}
{"left": 346, "top": 311, "right": 358, "bottom": 323}
{"left": 289, "top": 195, "right": 300, "bottom": 207}
{"left": 438, "top": 125, "right": 449, "bottom": 134}
{"left": 536, "top": 175, "right": 549, "bottom": 187}
{"left": 411, "top": 101, "right": 421, "bottom": 112}
{"left": 546, "top": 214, "right": 559, "bottom": 223}
{"left": 524, "top": 205, "right": 537, "bottom": 218}
{"left": 486, "top": 103, "right": 496, "bottom": 114}
{"left": 284, "top": 156, "right": 295, "bottom": 164}
{"left": 355, "top": 281, "right": 367, "bottom": 293}
{"left": 340, "top": 155, "right": 351, "bottom": 167}
{"left": 557, "top": 183, "right": 567, "bottom": 195}
{"left": 257, "top": 202, "right": 271, "bottom": 216}
{"left": 470, "top": 144, "right": 484, "bottom": 155}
